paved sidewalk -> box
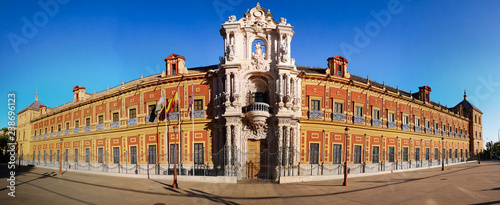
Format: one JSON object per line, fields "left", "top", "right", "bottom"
{"left": 1, "top": 161, "right": 499, "bottom": 204}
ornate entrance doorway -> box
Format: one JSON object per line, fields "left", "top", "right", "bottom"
{"left": 245, "top": 139, "right": 272, "bottom": 182}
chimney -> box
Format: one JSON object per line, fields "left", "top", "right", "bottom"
{"left": 326, "top": 56, "right": 348, "bottom": 78}
{"left": 165, "top": 54, "right": 187, "bottom": 76}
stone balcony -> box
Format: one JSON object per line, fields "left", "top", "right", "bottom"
{"left": 332, "top": 112, "right": 345, "bottom": 121}
{"left": 245, "top": 102, "right": 271, "bottom": 121}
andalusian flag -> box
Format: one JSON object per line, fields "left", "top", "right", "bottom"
{"left": 152, "top": 89, "right": 166, "bottom": 122}
{"left": 165, "top": 90, "right": 179, "bottom": 116}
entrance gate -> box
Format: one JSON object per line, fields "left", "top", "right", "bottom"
{"left": 243, "top": 139, "right": 274, "bottom": 183}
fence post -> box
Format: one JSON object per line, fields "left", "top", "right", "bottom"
{"left": 298, "top": 162, "right": 300, "bottom": 176}
{"left": 321, "top": 162, "right": 324, "bottom": 175}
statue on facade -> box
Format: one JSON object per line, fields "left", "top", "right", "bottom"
{"left": 251, "top": 42, "right": 266, "bottom": 70}
{"left": 280, "top": 36, "right": 289, "bottom": 63}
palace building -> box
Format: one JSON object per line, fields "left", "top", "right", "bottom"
{"left": 17, "top": 3, "right": 483, "bottom": 181}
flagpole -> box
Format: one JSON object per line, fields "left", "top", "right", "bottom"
{"left": 177, "top": 85, "right": 181, "bottom": 175}
{"left": 164, "top": 88, "right": 168, "bottom": 170}
{"left": 191, "top": 84, "right": 195, "bottom": 176}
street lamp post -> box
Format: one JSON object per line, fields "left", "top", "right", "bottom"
{"left": 173, "top": 126, "right": 179, "bottom": 188}
{"left": 441, "top": 137, "right": 444, "bottom": 171}
{"left": 477, "top": 141, "right": 480, "bottom": 164}
{"left": 343, "top": 127, "right": 349, "bottom": 186}
{"left": 59, "top": 139, "right": 63, "bottom": 175}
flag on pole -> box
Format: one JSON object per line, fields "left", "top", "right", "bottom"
{"left": 165, "top": 90, "right": 179, "bottom": 116}
{"left": 152, "top": 89, "right": 166, "bottom": 122}
{"left": 187, "top": 91, "right": 194, "bottom": 114}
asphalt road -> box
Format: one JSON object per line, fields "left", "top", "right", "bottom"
{"left": 1, "top": 161, "right": 499, "bottom": 205}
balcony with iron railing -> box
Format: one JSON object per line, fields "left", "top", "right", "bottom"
{"left": 84, "top": 126, "right": 91, "bottom": 132}
{"left": 388, "top": 121, "right": 396, "bottom": 128}
{"left": 73, "top": 128, "right": 79, "bottom": 133}
{"left": 332, "top": 112, "right": 345, "bottom": 121}
{"left": 371, "top": 119, "right": 381, "bottom": 126}
{"left": 354, "top": 116, "right": 364, "bottom": 124}
{"left": 96, "top": 123, "right": 105, "bottom": 130}
{"left": 425, "top": 127, "right": 432, "bottom": 133}
{"left": 434, "top": 129, "right": 439, "bottom": 135}
{"left": 308, "top": 110, "right": 322, "bottom": 119}
{"left": 110, "top": 121, "right": 120, "bottom": 128}
{"left": 402, "top": 124, "right": 410, "bottom": 131}
{"left": 127, "top": 118, "right": 137, "bottom": 126}
{"left": 415, "top": 126, "right": 421, "bottom": 132}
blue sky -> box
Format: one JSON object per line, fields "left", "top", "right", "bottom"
{"left": 1, "top": 0, "right": 499, "bottom": 146}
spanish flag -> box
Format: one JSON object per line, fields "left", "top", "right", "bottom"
{"left": 165, "top": 90, "right": 179, "bottom": 116}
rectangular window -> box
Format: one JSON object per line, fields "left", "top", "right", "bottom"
{"left": 57, "top": 150, "right": 60, "bottom": 162}
{"left": 373, "top": 109, "right": 380, "bottom": 120}
{"left": 354, "top": 145, "right": 362, "bottom": 164}
{"left": 43, "top": 150, "right": 46, "bottom": 161}
{"left": 86, "top": 118, "right": 90, "bottom": 126}
{"left": 98, "top": 115, "right": 104, "bottom": 124}
{"left": 455, "top": 149, "right": 458, "bottom": 158}
{"left": 434, "top": 122, "right": 439, "bottom": 130}
{"left": 372, "top": 146, "right": 379, "bottom": 163}
{"left": 332, "top": 144, "right": 342, "bottom": 164}
{"left": 74, "top": 149, "right": 78, "bottom": 162}
{"left": 311, "top": 100, "right": 320, "bottom": 111}
{"left": 194, "top": 99, "right": 203, "bottom": 111}
{"left": 310, "top": 143, "right": 319, "bottom": 164}
{"left": 334, "top": 102, "right": 343, "bottom": 113}
{"left": 426, "top": 148, "right": 430, "bottom": 161}
{"left": 443, "top": 149, "right": 446, "bottom": 159}
{"left": 403, "top": 147, "right": 408, "bottom": 162}
{"left": 75, "top": 120, "right": 79, "bottom": 128}
{"left": 172, "top": 64, "right": 176, "bottom": 75}
{"left": 98, "top": 148, "right": 103, "bottom": 163}
{"left": 51, "top": 126, "right": 53, "bottom": 133}
{"left": 415, "top": 148, "right": 420, "bottom": 161}
{"left": 45, "top": 128, "right": 47, "bottom": 133}
{"left": 449, "top": 149, "right": 452, "bottom": 159}
{"left": 113, "top": 147, "right": 120, "bottom": 164}
{"left": 170, "top": 144, "right": 178, "bottom": 164}
{"left": 403, "top": 115, "right": 409, "bottom": 124}
{"left": 426, "top": 120, "right": 430, "bottom": 128}
{"left": 65, "top": 149, "right": 68, "bottom": 162}
{"left": 58, "top": 124, "right": 61, "bottom": 131}
{"left": 336, "top": 65, "right": 342, "bottom": 76}
{"left": 449, "top": 126, "right": 452, "bottom": 133}
{"left": 129, "top": 108, "right": 136, "bottom": 119}
{"left": 355, "top": 106, "right": 363, "bottom": 117}
{"left": 66, "top": 122, "right": 69, "bottom": 130}
{"left": 388, "top": 112, "right": 395, "bottom": 122}
{"left": 194, "top": 143, "right": 204, "bottom": 164}
{"left": 85, "top": 148, "right": 90, "bottom": 163}
{"left": 148, "top": 145, "right": 156, "bottom": 164}
{"left": 415, "top": 118, "right": 420, "bottom": 127}
{"left": 389, "top": 147, "right": 395, "bottom": 162}
{"left": 113, "top": 112, "right": 119, "bottom": 122}
{"left": 49, "top": 150, "right": 52, "bottom": 162}
{"left": 38, "top": 151, "right": 40, "bottom": 161}
{"left": 130, "top": 146, "right": 137, "bottom": 164}
{"left": 148, "top": 104, "right": 156, "bottom": 115}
